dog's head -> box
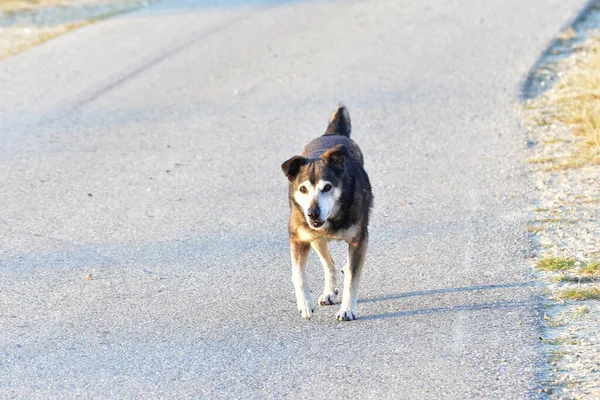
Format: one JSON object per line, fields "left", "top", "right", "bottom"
{"left": 281, "top": 144, "right": 346, "bottom": 230}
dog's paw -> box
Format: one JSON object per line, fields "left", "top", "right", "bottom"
{"left": 336, "top": 309, "right": 357, "bottom": 321}
{"left": 298, "top": 299, "right": 316, "bottom": 319}
{"left": 318, "top": 289, "right": 338, "bottom": 306}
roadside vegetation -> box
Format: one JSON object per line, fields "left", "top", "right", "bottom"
{"left": 525, "top": 36, "right": 600, "bottom": 169}
{"left": 559, "top": 288, "right": 600, "bottom": 301}
{"left": 522, "top": 6, "right": 600, "bottom": 398}
{"left": 0, "top": 0, "right": 153, "bottom": 59}
{"left": 535, "top": 256, "right": 576, "bottom": 271}
{"left": 548, "top": 41, "right": 600, "bottom": 167}
{"left": 0, "top": 0, "right": 78, "bottom": 12}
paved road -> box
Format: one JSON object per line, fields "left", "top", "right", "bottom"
{"left": 0, "top": 0, "right": 588, "bottom": 398}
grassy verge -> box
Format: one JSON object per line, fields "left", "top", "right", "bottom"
{"left": 0, "top": 0, "right": 154, "bottom": 59}
{"left": 523, "top": 10, "right": 600, "bottom": 397}
{"left": 1, "top": 0, "right": 99, "bottom": 12}
{"left": 535, "top": 257, "right": 576, "bottom": 271}
{"left": 579, "top": 261, "right": 600, "bottom": 275}
{"left": 559, "top": 287, "right": 600, "bottom": 300}
{"left": 529, "top": 38, "right": 600, "bottom": 168}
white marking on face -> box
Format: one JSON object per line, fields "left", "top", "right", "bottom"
{"left": 293, "top": 180, "right": 342, "bottom": 229}
{"left": 294, "top": 180, "right": 315, "bottom": 217}
{"left": 316, "top": 180, "right": 342, "bottom": 223}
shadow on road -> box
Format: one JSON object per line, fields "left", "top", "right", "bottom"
{"left": 361, "top": 299, "right": 534, "bottom": 321}
{"left": 359, "top": 281, "right": 534, "bottom": 320}
{"left": 360, "top": 281, "right": 534, "bottom": 304}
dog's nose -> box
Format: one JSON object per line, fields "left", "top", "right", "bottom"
{"left": 308, "top": 208, "right": 320, "bottom": 220}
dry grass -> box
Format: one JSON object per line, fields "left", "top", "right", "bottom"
{"left": 544, "top": 313, "right": 565, "bottom": 327}
{"left": 0, "top": 0, "right": 88, "bottom": 12}
{"left": 526, "top": 224, "right": 544, "bottom": 234}
{"left": 536, "top": 256, "right": 576, "bottom": 271}
{"left": 549, "top": 349, "right": 566, "bottom": 363}
{"left": 0, "top": 0, "right": 152, "bottom": 59}
{"left": 559, "top": 287, "right": 600, "bottom": 300}
{"left": 575, "top": 305, "right": 590, "bottom": 315}
{"left": 547, "top": 336, "right": 579, "bottom": 346}
{"left": 579, "top": 260, "right": 600, "bottom": 275}
{"left": 0, "top": 22, "right": 85, "bottom": 60}
{"left": 542, "top": 42, "right": 600, "bottom": 166}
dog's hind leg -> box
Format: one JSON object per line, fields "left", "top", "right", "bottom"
{"left": 337, "top": 233, "right": 368, "bottom": 321}
{"left": 311, "top": 239, "right": 338, "bottom": 306}
{"left": 290, "top": 239, "right": 315, "bottom": 319}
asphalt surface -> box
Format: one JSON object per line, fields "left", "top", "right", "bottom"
{"left": 0, "top": 0, "right": 589, "bottom": 398}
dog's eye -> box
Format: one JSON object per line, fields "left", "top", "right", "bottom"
{"left": 299, "top": 186, "right": 307, "bottom": 194}
{"left": 322, "top": 184, "right": 332, "bottom": 192}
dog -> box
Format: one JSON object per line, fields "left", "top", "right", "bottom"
{"left": 281, "top": 104, "right": 373, "bottom": 321}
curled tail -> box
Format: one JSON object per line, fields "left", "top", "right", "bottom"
{"left": 324, "top": 104, "right": 352, "bottom": 137}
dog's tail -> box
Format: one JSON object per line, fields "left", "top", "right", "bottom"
{"left": 324, "top": 104, "right": 351, "bottom": 137}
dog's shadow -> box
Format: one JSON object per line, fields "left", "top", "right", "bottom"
{"left": 357, "top": 281, "right": 534, "bottom": 320}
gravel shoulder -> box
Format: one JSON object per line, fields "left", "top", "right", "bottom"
{"left": 521, "top": 3, "right": 600, "bottom": 398}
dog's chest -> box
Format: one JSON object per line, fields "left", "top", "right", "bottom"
{"left": 296, "top": 225, "right": 358, "bottom": 243}
{"left": 331, "top": 225, "right": 359, "bottom": 242}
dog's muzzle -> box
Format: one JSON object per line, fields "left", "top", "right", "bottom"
{"left": 308, "top": 207, "right": 325, "bottom": 228}
{"left": 310, "top": 220, "right": 325, "bottom": 228}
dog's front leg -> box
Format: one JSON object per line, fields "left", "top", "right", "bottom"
{"left": 290, "top": 239, "right": 314, "bottom": 319}
{"left": 311, "top": 239, "right": 338, "bottom": 306}
{"left": 337, "top": 233, "right": 368, "bottom": 321}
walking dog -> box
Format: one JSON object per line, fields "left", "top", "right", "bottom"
{"left": 281, "top": 105, "right": 373, "bottom": 321}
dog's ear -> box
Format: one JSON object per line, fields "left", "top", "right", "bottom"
{"left": 322, "top": 144, "right": 346, "bottom": 169}
{"left": 281, "top": 156, "right": 305, "bottom": 180}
